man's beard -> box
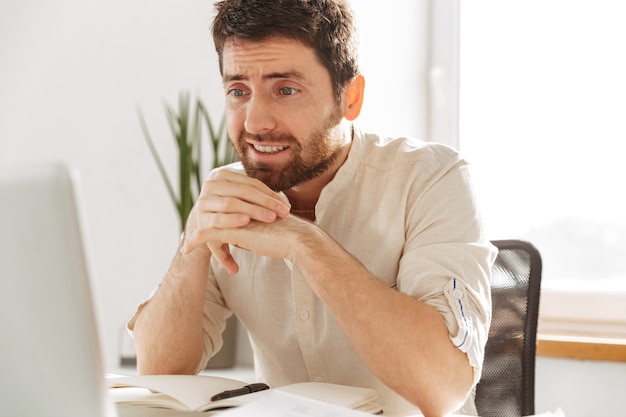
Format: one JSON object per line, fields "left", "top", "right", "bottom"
{"left": 232, "top": 112, "right": 345, "bottom": 192}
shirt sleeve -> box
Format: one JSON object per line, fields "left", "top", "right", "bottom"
{"left": 397, "top": 154, "right": 496, "bottom": 386}
{"left": 125, "top": 264, "right": 233, "bottom": 374}
{"left": 196, "top": 264, "right": 234, "bottom": 372}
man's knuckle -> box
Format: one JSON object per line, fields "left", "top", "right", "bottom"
{"left": 218, "top": 197, "right": 236, "bottom": 212}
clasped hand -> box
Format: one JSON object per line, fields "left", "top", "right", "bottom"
{"left": 179, "top": 170, "right": 302, "bottom": 274}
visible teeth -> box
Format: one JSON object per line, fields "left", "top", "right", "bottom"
{"left": 253, "top": 144, "right": 287, "bottom": 153}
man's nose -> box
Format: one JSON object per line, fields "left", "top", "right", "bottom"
{"left": 244, "top": 94, "right": 277, "bottom": 135}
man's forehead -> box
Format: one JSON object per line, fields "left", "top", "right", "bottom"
{"left": 222, "top": 37, "right": 319, "bottom": 78}
{"left": 224, "top": 35, "right": 310, "bottom": 52}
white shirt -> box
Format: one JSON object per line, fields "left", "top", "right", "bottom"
{"left": 130, "top": 127, "right": 496, "bottom": 414}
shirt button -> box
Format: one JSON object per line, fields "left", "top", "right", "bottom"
{"left": 299, "top": 310, "right": 310, "bottom": 320}
{"left": 452, "top": 289, "right": 463, "bottom": 299}
{"left": 314, "top": 376, "right": 324, "bottom": 383}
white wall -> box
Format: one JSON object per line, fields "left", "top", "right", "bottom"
{"left": 351, "top": 0, "right": 429, "bottom": 140}
{"left": 536, "top": 356, "right": 626, "bottom": 417}
{"left": 0, "top": 0, "right": 428, "bottom": 371}
{"left": 0, "top": 0, "right": 221, "bottom": 370}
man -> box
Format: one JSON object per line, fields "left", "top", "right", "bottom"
{"left": 129, "top": 1, "right": 496, "bottom": 416}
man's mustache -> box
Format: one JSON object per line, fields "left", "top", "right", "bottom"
{"left": 239, "top": 131, "right": 298, "bottom": 145}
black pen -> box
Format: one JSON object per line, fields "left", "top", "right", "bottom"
{"left": 211, "top": 383, "right": 270, "bottom": 401}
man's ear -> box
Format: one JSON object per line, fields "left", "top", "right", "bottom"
{"left": 343, "top": 75, "right": 365, "bottom": 121}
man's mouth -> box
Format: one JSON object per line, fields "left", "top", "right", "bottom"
{"left": 252, "top": 144, "right": 288, "bottom": 154}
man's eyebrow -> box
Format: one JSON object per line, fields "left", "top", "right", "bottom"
{"left": 223, "top": 71, "right": 307, "bottom": 84}
{"left": 264, "top": 71, "right": 307, "bottom": 81}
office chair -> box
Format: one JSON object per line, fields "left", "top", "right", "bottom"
{"left": 475, "top": 239, "right": 542, "bottom": 417}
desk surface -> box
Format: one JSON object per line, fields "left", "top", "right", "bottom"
{"left": 115, "top": 404, "right": 427, "bottom": 417}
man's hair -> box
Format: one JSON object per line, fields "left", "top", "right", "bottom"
{"left": 211, "top": 0, "right": 360, "bottom": 101}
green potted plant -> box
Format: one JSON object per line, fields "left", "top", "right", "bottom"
{"left": 138, "top": 91, "right": 238, "bottom": 232}
{"left": 138, "top": 91, "right": 239, "bottom": 369}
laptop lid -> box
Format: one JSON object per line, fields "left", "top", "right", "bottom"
{"left": 0, "top": 162, "right": 115, "bottom": 417}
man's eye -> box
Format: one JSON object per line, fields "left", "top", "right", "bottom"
{"left": 229, "top": 89, "right": 245, "bottom": 97}
{"left": 279, "top": 87, "right": 297, "bottom": 96}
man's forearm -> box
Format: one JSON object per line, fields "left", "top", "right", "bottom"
{"left": 132, "top": 248, "right": 211, "bottom": 375}
{"left": 293, "top": 229, "right": 473, "bottom": 416}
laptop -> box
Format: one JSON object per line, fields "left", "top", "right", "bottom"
{"left": 0, "top": 162, "right": 116, "bottom": 417}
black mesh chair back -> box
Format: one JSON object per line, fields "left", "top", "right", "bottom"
{"left": 475, "top": 240, "right": 542, "bottom": 417}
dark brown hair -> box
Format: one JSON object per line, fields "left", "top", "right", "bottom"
{"left": 211, "top": 0, "right": 360, "bottom": 101}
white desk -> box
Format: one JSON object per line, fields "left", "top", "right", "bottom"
{"left": 115, "top": 404, "right": 428, "bottom": 417}
{"left": 116, "top": 404, "right": 477, "bottom": 417}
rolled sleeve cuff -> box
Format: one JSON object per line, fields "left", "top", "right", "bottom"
{"left": 441, "top": 277, "right": 490, "bottom": 386}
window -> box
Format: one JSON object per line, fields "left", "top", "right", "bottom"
{"left": 457, "top": 1, "right": 626, "bottom": 339}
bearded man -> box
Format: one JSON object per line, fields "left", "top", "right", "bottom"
{"left": 129, "top": 1, "right": 496, "bottom": 416}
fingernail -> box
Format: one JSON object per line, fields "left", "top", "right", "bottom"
{"left": 277, "top": 204, "right": 290, "bottom": 216}
{"left": 264, "top": 210, "right": 277, "bottom": 221}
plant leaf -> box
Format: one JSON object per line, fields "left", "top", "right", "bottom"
{"left": 137, "top": 105, "right": 180, "bottom": 214}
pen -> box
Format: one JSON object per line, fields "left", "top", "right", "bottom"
{"left": 211, "top": 383, "right": 270, "bottom": 401}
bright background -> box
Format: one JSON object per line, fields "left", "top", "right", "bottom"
{"left": 0, "top": 0, "right": 428, "bottom": 370}
{"left": 460, "top": 0, "right": 626, "bottom": 290}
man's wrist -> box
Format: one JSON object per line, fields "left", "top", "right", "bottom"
{"left": 289, "top": 223, "right": 330, "bottom": 269}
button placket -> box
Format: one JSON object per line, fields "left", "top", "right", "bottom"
{"left": 291, "top": 265, "right": 326, "bottom": 382}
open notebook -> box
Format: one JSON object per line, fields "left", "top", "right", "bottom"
{"left": 0, "top": 163, "right": 116, "bottom": 417}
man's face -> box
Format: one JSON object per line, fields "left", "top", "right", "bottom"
{"left": 221, "top": 37, "right": 347, "bottom": 192}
